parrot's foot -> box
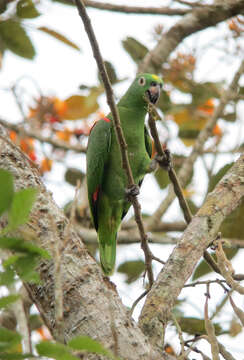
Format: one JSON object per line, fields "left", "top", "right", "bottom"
{"left": 125, "top": 184, "right": 140, "bottom": 200}
{"left": 155, "top": 149, "right": 172, "bottom": 171}
{"left": 147, "top": 158, "right": 158, "bottom": 173}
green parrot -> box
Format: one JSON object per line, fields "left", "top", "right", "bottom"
{"left": 86, "top": 73, "right": 163, "bottom": 275}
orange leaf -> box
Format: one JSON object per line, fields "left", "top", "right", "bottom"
{"left": 40, "top": 158, "right": 53, "bottom": 173}
{"left": 56, "top": 128, "right": 72, "bottom": 142}
{"left": 63, "top": 95, "right": 99, "bottom": 120}
{"left": 9, "top": 130, "right": 17, "bottom": 142}
{"left": 36, "top": 326, "right": 52, "bottom": 340}
{"left": 213, "top": 124, "right": 222, "bottom": 136}
{"left": 38, "top": 26, "right": 80, "bottom": 51}
{"left": 53, "top": 97, "right": 68, "bottom": 118}
{"left": 197, "top": 98, "right": 215, "bottom": 115}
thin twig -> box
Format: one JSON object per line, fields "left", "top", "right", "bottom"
{"left": 184, "top": 278, "right": 227, "bottom": 288}
{"left": 0, "top": 118, "right": 86, "bottom": 153}
{"left": 147, "top": 102, "right": 192, "bottom": 224}
{"left": 216, "top": 241, "right": 244, "bottom": 294}
{"left": 50, "top": 218, "right": 64, "bottom": 342}
{"left": 74, "top": 0, "right": 154, "bottom": 286}
{"left": 148, "top": 60, "right": 244, "bottom": 228}
{"left": 171, "top": 313, "right": 186, "bottom": 358}
{"left": 129, "top": 290, "right": 149, "bottom": 317}
{"left": 200, "top": 336, "right": 237, "bottom": 360}
{"left": 204, "top": 284, "right": 220, "bottom": 360}
{"left": 147, "top": 100, "right": 226, "bottom": 277}
{"left": 228, "top": 295, "right": 244, "bottom": 326}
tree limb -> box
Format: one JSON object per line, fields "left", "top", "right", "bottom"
{"left": 0, "top": 125, "right": 168, "bottom": 360}
{"left": 139, "top": 153, "right": 244, "bottom": 349}
{"left": 61, "top": 0, "right": 190, "bottom": 16}
{"left": 138, "top": 0, "right": 244, "bottom": 73}
{"left": 147, "top": 59, "right": 244, "bottom": 229}
{"left": 0, "top": 118, "right": 86, "bottom": 153}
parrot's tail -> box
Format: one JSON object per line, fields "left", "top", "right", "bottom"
{"left": 98, "top": 231, "right": 117, "bottom": 276}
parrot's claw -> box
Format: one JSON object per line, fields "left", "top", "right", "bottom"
{"left": 155, "top": 149, "right": 172, "bottom": 170}
{"left": 125, "top": 184, "right": 140, "bottom": 200}
{"left": 147, "top": 158, "right": 158, "bottom": 173}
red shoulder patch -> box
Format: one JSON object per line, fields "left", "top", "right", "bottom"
{"left": 89, "top": 117, "right": 111, "bottom": 134}
{"left": 93, "top": 187, "right": 100, "bottom": 202}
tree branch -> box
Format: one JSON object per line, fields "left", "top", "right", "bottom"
{"left": 148, "top": 59, "right": 244, "bottom": 229}
{"left": 63, "top": 0, "right": 190, "bottom": 16}
{"left": 0, "top": 124, "right": 168, "bottom": 360}
{"left": 139, "top": 153, "right": 244, "bottom": 349}
{"left": 138, "top": 0, "right": 244, "bottom": 73}
{"left": 74, "top": 0, "right": 154, "bottom": 286}
{"left": 0, "top": 118, "right": 86, "bottom": 153}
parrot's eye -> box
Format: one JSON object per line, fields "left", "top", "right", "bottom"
{"left": 138, "top": 77, "right": 146, "bottom": 86}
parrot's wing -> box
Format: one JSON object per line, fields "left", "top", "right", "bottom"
{"left": 121, "top": 126, "right": 152, "bottom": 221}
{"left": 86, "top": 118, "right": 112, "bottom": 230}
{"left": 144, "top": 125, "right": 152, "bottom": 158}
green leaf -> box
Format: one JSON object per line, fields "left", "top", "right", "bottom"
{"left": 15, "top": 254, "right": 40, "bottom": 283}
{"left": 98, "top": 60, "right": 118, "bottom": 85}
{"left": 122, "top": 37, "right": 148, "bottom": 64}
{"left": 16, "top": 0, "right": 40, "bottom": 18}
{"left": 0, "top": 295, "right": 19, "bottom": 309}
{"left": 222, "top": 112, "right": 236, "bottom": 122}
{"left": 0, "top": 0, "right": 8, "bottom": 14}
{"left": 0, "top": 237, "right": 50, "bottom": 259}
{"left": 0, "top": 19, "right": 35, "bottom": 59}
{"left": 0, "top": 169, "right": 14, "bottom": 217}
{"left": 0, "top": 269, "right": 15, "bottom": 286}
{"left": 0, "top": 327, "right": 21, "bottom": 352}
{"left": 64, "top": 168, "right": 85, "bottom": 186}
{"left": 208, "top": 163, "right": 233, "bottom": 193}
{"left": 68, "top": 336, "right": 115, "bottom": 359}
{"left": 177, "top": 317, "right": 223, "bottom": 336}
{"left": 7, "top": 188, "right": 37, "bottom": 231}
{"left": 3, "top": 255, "right": 21, "bottom": 268}
{"left": 117, "top": 260, "right": 145, "bottom": 284}
{"left": 38, "top": 26, "right": 80, "bottom": 51}
{"left": 221, "top": 199, "right": 244, "bottom": 239}
{"left": 36, "top": 341, "right": 78, "bottom": 360}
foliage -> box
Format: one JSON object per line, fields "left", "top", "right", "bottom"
{"left": 0, "top": 1, "right": 244, "bottom": 358}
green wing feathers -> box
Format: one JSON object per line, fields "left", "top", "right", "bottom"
{"left": 86, "top": 119, "right": 111, "bottom": 229}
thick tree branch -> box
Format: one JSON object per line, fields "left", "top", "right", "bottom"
{"left": 138, "top": 153, "right": 244, "bottom": 348}
{"left": 138, "top": 0, "right": 244, "bottom": 73}
{"left": 0, "top": 125, "right": 168, "bottom": 360}
{"left": 83, "top": 1, "right": 189, "bottom": 15}
{"left": 0, "top": 118, "right": 86, "bottom": 153}
{"left": 64, "top": 0, "right": 190, "bottom": 15}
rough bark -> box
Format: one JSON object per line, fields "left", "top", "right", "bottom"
{"left": 139, "top": 154, "right": 244, "bottom": 349}
{"left": 138, "top": 0, "right": 244, "bottom": 73}
{"left": 0, "top": 126, "right": 168, "bottom": 360}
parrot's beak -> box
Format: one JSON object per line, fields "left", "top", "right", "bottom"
{"left": 146, "top": 84, "right": 161, "bottom": 104}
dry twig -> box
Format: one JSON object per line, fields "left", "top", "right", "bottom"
{"left": 204, "top": 284, "right": 220, "bottom": 360}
